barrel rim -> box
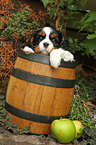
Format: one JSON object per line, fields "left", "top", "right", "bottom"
{"left": 19, "top": 50, "right": 76, "bottom": 68}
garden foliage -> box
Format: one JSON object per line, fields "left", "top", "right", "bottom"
{"left": 1, "top": 6, "right": 47, "bottom": 41}
{"left": 41, "top": 0, "right": 96, "bottom": 58}
{"left": 0, "top": 1, "right": 48, "bottom": 92}
{"left": 69, "top": 84, "right": 96, "bottom": 144}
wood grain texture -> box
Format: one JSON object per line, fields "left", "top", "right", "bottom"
{"left": 14, "top": 57, "right": 75, "bottom": 80}
{"left": 7, "top": 112, "right": 51, "bottom": 134}
{"left": 6, "top": 55, "right": 75, "bottom": 134}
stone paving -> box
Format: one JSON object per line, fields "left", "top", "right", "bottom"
{"left": 0, "top": 128, "right": 73, "bottom": 145}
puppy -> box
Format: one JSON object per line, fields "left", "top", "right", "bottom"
{"left": 23, "top": 27, "right": 74, "bottom": 69}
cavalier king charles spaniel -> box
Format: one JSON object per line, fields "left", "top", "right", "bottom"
{"left": 23, "top": 27, "right": 74, "bottom": 69}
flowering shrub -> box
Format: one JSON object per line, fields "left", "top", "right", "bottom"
{"left": 0, "top": 0, "right": 14, "bottom": 15}
{"left": 1, "top": 6, "right": 48, "bottom": 41}
{"left": 0, "top": 42, "right": 17, "bottom": 92}
{"left": 0, "top": 0, "right": 14, "bottom": 33}
{"left": 70, "top": 84, "right": 96, "bottom": 144}
{"left": 0, "top": 1, "right": 48, "bottom": 93}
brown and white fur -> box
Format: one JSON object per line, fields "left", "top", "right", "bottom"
{"left": 23, "top": 27, "right": 74, "bottom": 69}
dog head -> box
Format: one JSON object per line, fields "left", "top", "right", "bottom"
{"left": 27, "top": 27, "right": 69, "bottom": 54}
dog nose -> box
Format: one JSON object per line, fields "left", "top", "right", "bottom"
{"left": 43, "top": 42, "right": 49, "bottom": 48}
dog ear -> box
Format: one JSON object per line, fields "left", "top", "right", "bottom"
{"left": 26, "top": 31, "right": 37, "bottom": 48}
{"left": 59, "top": 31, "right": 70, "bottom": 50}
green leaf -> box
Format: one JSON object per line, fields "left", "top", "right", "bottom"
{"left": 87, "top": 34, "right": 96, "bottom": 40}
{"left": 67, "top": 5, "right": 79, "bottom": 10}
{"left": 85, "top": 38, "right": 96, "bottom": 54}
{"left": 80, "top": 12, "right": 89, "bottom": 25}
{"left": 41, "top": 0, "right": 54, "bottom": 8}
{"left": 49, "top": 8, "right": 56, "bottom": 19}
{"left": 80, "top": 12, "right": 96, "bottom": 31}
{"left": 84, "top": 12, "right": 96, "bottom": 24}
{"left": 80, "top": 23, "right": 89, "bottom": 31}
{"left": 41, "top": 0, "right": 49, "bottom": 8}
{"left": 0, "top": 95, "right": 5, "bottom": 100}
{"left": 80, "top": 0, "right": 88, "bottom": 8}
{"left": 67, "top": 0, "right": 74, "bottom": 5}
{"left": 59, "top": 1, "right": 65, "bottom": 8}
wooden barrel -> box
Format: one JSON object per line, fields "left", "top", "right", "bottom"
{"left": 5, "top": 50, "right": 75, "bottom": 135}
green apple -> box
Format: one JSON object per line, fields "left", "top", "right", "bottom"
{"left": 72, "top": 120, "right": 84, "bottom": 139}
{"left": 51, "top": 118, "right": 76, "bottom": 144}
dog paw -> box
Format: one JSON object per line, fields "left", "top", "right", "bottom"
{"left": 50, "top": 49, "right": 61, "bottom": 69}
{"left": 23, "top": 46, "right": 34, "bottom": 54}
{"left": 61, "top": 50, "right": 74, "bottom": 62}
